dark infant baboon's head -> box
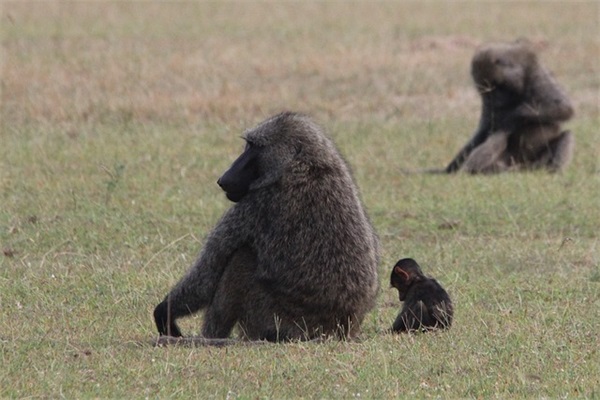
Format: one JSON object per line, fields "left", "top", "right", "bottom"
{"left": 217, "top": 112, "right": 340, "bottom": 202}
{"left": 390, "top": 258, "right": 425, "bottom": 301}
{"left": 471, "top": 40, "right": 537, "bottom": 95}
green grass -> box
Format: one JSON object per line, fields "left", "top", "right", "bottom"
{"left": 1, "top": 1, "right": 599, "bottom": 398}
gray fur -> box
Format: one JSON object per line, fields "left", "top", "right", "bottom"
{"left": 154, "top": 112, "right": 380, "bottom": 341}
{"left": 445, "top": 40, "right": 574, "bottom": 174}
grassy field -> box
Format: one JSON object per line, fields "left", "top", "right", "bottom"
{"left": 1, "top": 1, "right": 599, "bottom": 398}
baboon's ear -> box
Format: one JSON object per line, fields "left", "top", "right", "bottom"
{"left": 394, "top": 266, "right": 410, "bottom": 282}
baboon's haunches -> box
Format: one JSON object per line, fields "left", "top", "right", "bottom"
{"left": 390, "top": 258, "right": 453, "bottom": 333}
{"left": 154, "top": 112, "right": 380, "bottom": 341}
{"left": 445, "top": 40, "right": 574, "bottom": 174}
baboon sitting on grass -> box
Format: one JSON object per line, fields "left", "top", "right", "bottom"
{"left": 445, "top": 39, "right": 574, "bottom": 174}
{"left": 390, "top": 258, "right": 453, "bottom": 333}
{"left": 154, "top": 112, "right": 380, "bottom": 343}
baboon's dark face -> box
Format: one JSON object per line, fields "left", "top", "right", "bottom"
{"left": 217, "top": 142, "right": 261, "bottom": 202}
{"left": 390, "top": 266, "right": 416, "bottom": 302}
{"left": 390, "top": 269, "right": 410, "bottom": 300}
{"left": 471, "top": 45, "right": 529, "bottom": 95}
{"left": 390, "top": 259, "right": 424, "bottom": 301}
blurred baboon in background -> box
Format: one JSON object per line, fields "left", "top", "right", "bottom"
{"left": 390, "top": 258, "right": 453, "bottom": 333}
{"left": 154, "top": 112, "right": 380, "bottom": 342}
{"left": 445, "top": 39, "right": 574, "bottom": 174}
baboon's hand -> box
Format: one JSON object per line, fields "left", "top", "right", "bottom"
{"left": 154, "top": 300, "right": 182, "bottom": 337}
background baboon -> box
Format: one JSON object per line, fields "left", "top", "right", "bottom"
{"left": 390, "top": 258, "right": 453, "bottom": 332}
{"left": 445, "top": 40, "right": 574, "bottom": 174}
{"left": 154, "top": 112, "right": 380, "bottom": 341}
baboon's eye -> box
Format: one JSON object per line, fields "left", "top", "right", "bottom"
{"left": 244, "top": 140, "right": 263, "bottom": 152}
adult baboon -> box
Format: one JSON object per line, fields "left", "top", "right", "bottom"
{"left": 445, "top": 40, "right": 574, "bottom": 174}
{"left": 390, "top": 258, "right": 453, "bottom": 333}
{"left": 154, "top": 112, "right": 380, "bottom": 342}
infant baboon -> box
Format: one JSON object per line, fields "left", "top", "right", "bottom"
{"left": 154, "top": 112, "right": 380, "bottom": 342}
{"left": 445, "top": 39, "right": 574, "bottom": 174}
{"left": 390, "top": 258, "right": 453, "bottom": 333}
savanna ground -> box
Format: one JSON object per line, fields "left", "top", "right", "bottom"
{"left": 1, "top": 1, "right": 599, "bottom": 398}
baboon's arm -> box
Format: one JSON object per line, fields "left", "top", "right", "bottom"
{"left": 171, "top": 207, "right": 248, "bottom": 309}
{"left": 154, "top": 206, "right": 250, "bottom": 336}
{"left": 445, "top": 115, "right": 491, "bottom": 173}
{"left": 391, "top": 312, "right": 409, "bottom": 332}
{"left": 510, "top": 69, "right": 574, "bottom": 124}
{"left": 510, "top": 96, "right": 574, "bottom": 125}
{"left": 445, "top": 138, "right": 478, "bottom": 173}
{"left": 462, "top": 131, "right": 509, "bottom": 173}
